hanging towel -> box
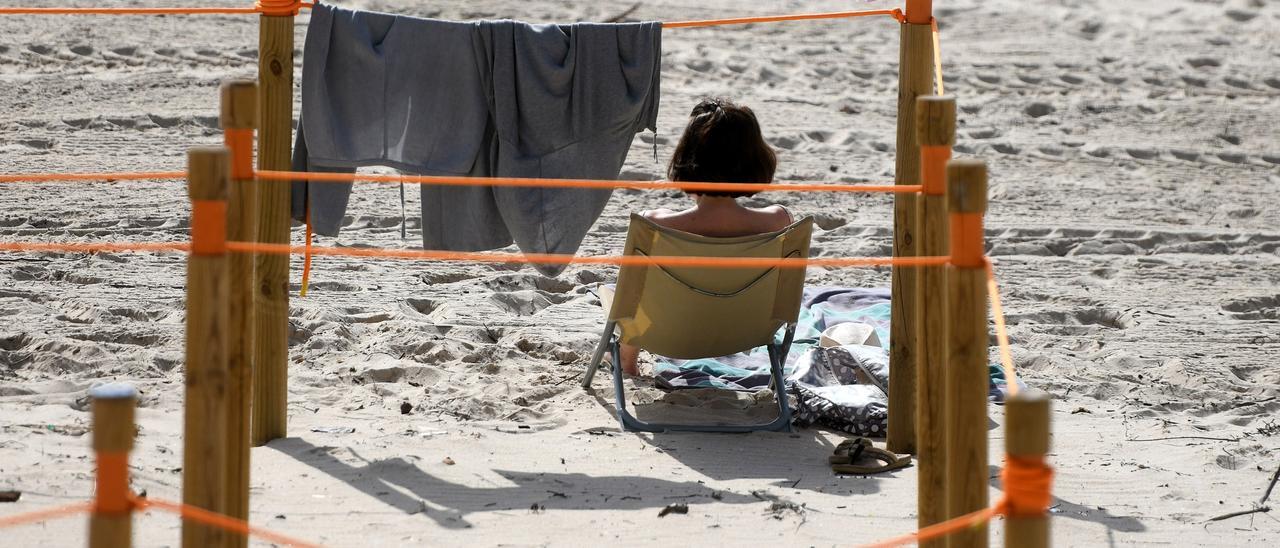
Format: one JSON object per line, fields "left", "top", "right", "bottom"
{"left": 291, "top": 3, "right": 663, "bottom": 276}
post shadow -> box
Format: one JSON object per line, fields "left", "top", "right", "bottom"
{"left": 270, "top": 437, "right": 761, "bottom": 529}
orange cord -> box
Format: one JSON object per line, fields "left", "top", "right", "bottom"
{"left": 258, "top": 170, "right": 916, "bottom": 194}
{"left": 0, "top": 241, "right": 190, "bottom": 254}
{"left": 0, "top": 169, "right": 915, "bottom": 194}
{"left": 1000, "top": 455, "right": 1054, "bottom": 518}
{"left": 0, "top": 172, "right": 185, "bottom": 183}
{"left": 0, "top": 238, "right": 947, "bottom": 269}
{"left": 300, "top": 209, "right": 312, "bottom": 297}
{"left": 664, "top": 8, "right": 904, "bottom": 28}
{"left": 986, "top": 260, "right": 1019, "bottom": 394}
{"left": 136, "top": 496, "right": 321, "bottom": 548}
{"left": 931, "top": 19, "right": 945, "bottom": 96}
{"left": 0, "top": 502, "right": 92, "bottom": 529}
{"left": 0, "top": 2, "right": 313, "bottom": 16}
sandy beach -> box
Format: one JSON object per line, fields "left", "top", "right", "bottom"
{"left": 2, "top": 0, "right": 1278, "bottom": 546}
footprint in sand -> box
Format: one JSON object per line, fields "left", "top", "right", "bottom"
{"left": 1221, "top": 295, "right": 1279, "bottom": 321}
{"left": 489, "top": 290, "right": 573, "bottom": 316}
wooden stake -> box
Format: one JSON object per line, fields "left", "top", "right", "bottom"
{"left": 89, "top": 383, "right": 137, "bottom": 548}
{"left": 220, "top": 79, "right": 257, "bottom": 546}
{"left": 914, "top": 95, "right": 955, "bottom": 547}
{"left": 252, "top": 13, "right": 294, "bottom": 446}
{"left": 888, "top": 0, "right": 935, "bottom": 455}
{"left": 183, "top": 146, "right": 231, "bottom": 548}
{"left": 1005, "top": 393, "right": 1052, "bottom": 548}
{"left": 945, "top": 159, "right": 989, "bottom": 548}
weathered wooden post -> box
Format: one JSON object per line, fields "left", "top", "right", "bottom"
{"left": 89, "top": 383, "right": 138, "bottom": 548}
{"left": 220, "top": 79, "right": 257, "bottom": 544}
{"left": 183, "top": 146, "right": 231, "bottom": 547}
{"left": 945, "top": 159, "right": 989, "bottom": 548}
{"left": 252, "top": 1, "right": 296, "bottom": 446}
{"left": 888, "top": 0, "right": 936, "bottom": 455}
{"left": 915, "top": 94, "right": 955, "bottom": 546}
{"left": 1004, "top": 392, "right": 1053, "bottom": 548}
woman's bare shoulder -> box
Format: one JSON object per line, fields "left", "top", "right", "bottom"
{"left": 751, "top": 204, "right": 794, "bottom": 230}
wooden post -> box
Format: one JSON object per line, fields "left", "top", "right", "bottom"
{"left": 89, "top": 383, "right": 137, "bottom": 548}
{"left": 183, "top": 147, "right": 231, "bottom": 548}
{"left": 888, "top": 0, "right": 936, "bottom": 455}
{"left": 252, "top": 10, "right": 295, "bottom": 446}
{"left": 945, "top": 159, "right": 989, "bottom": 548}
{"left": 1005, "top": 393, "right": 1052, "bottom": 548}
{"left": 915, "top": 95, "right": 955, "bottom": 545}
{"left": 221, "top": 79, "right": 257, "bottom": 544}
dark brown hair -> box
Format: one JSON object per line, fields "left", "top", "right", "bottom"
{"left": 667, "top": 98, "right": 777, "bottom": 198}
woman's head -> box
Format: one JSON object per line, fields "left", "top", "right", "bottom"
{"left": 667, "top": 98, "right": 777, "bottom": 198}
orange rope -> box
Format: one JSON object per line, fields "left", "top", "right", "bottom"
{"left": 931, "top": 18, "right": 945, "bottom": 96}
{"left": 258, "top": 170, "right": 917, "bottom": 194}
{"left": 0, "top": 1, "right": 313, "bottom": 16}
{"left": 227, "top": 241, "right": 950, "bottom": 269}
{"left": 0, "top": 238, "right": 948, "bottom": 269}
{"left": 986, "top": 260, "right": 1019, "bottom": 394}
{"left": 0, "top": 6, "right": 258, "bottom": 14}
{"left": 0, "top": 170, "right": 916, "bottom": 194}
{"left": 0, "top": 241, "right": 190, "bottom": 254}
{"left": 0, "top": 172, "right": 184, "bottom": 183}
{"left": 0, "top": 502, "right": 92, "bottom": 529}
{"left": 300, "top": 209, "right": 313, "bottom": 297}
{"left": 136, "top": 497, "right": 321, "bottom": 548}
{"left": 665, "top": 8, "right": 904, "bottom": 28}
{"left": 862, "top": 505, "right": 998, "bottom": 548}
{"left": 1001, "top": 455, "right": 1054, "bottom": 518}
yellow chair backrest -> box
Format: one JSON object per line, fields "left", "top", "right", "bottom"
{"left": 607, "top": 213, "right": 814, "bottom": 359}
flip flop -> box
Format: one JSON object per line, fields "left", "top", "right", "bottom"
{"left": 829, "top": 438, "right": 912, "bottom": 474}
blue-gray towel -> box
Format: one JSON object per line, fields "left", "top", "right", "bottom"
{"left": 291, "top": 3, "right": 662, "bottom": 276}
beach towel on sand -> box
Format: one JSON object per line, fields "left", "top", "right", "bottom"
{"left": 651, "top": 287, "right": 1013, "bottom": 435}
{"left": 291, "top": 3, "right": 662, "bottom": 276}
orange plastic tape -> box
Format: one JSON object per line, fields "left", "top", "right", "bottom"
{"left": 191, "top": 200, "right": 227, "bottom": 256}
{"left": 1001, "top": 454, "right": 1055, "bottom": 518}
{"left": 920, "top": 145, "right": 950, "bottom": 196}
{"left": 949, "top": 212, "right": 984, "bottom": 267}
{"left": 0, "top": 501, "right": 92, "bottom": 530}
{"left": 94, "top": 451, "right": 131, "bottom": 515}
{"left": 223, "top": 129, "right": 254, "bottom": 180}
{"left": 905, "top": 0, "right": 932, "bottom": 24}
{"left": 255, "top": 0, "right": 305, "bottom": 16}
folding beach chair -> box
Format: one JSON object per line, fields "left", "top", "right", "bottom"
{"left": 582, "top": 213, "right": 814, "bottom": 433}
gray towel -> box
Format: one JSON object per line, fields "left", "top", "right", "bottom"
{"left": 291, "top": 3, "right": 662, "bottom": 276}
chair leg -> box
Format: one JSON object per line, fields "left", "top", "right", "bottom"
{"left": 582, "top": 320, "right": 616, "bottom": 389}
{"left": 769, "top": 343, "right": 794, "bottom": 431}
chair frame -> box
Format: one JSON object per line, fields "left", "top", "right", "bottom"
{"left": 582, "top": 321, "right": 796, "bottom": 433}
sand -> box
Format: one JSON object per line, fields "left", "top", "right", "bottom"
{"left": 1, "top": 0, "right": 1278, "bottom": 546}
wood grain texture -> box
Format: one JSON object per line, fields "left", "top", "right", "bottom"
{"left": 944, "top": 266, "right": 989, "bottom": 548}
{"left": 252, "top": 14, "right": 294, "bottom": 446}
{"left": 221, "top": 79, "right": 257, "bottom": 544}
{"left": 1004, "top": 393, "right": 1052, "bottom": 548}
{"left": 888, "top": 21, "right": 935, "bottom": 455}
{"left": 183, "top": 148, "right": 230, "bottom": 548}
{"left": 89, "top": 393, "right": 135, "bottom": 548}
{"left": 915, "top": 176, "right": 951, "bottom": 543}
{"left": 916, "top": 96, "right": 957, "bottom": 147}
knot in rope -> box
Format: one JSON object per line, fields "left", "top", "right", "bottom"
{"left": 255, "top": 0, "right": 303, "bottom": 16}
{"left": 890, "top": 8, "right": 907, "bottom": 23}
{"left": 998, "top": 454, "right": 1055, "bottom": 518}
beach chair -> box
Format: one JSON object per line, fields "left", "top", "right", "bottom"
{"left": 582, "top": 213, "right": 814, "bottom": 433}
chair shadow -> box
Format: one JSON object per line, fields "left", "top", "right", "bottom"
{"left": 270, "top": 437, "right": 763, "bottom": 530}
{"left": 586, "top": 390, "right": 889, "bottom": 496}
